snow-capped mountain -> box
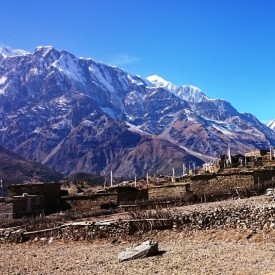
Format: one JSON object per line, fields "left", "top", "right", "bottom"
{"left": 0, "top": 46, "right": 274, "bottom": 177}
{"left": 0, "top": 46, "right": 30, "bottom": 58}
{"left": 147, "top": 75, "right": 209, "bottom": 103}
{"left": 267, "top": 120, "right": 275, "bottom": 131}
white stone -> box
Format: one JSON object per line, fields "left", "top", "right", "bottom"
{"left": 118, "top": 240, "right": 159, "bottom": 262}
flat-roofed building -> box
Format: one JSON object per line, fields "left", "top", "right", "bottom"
{"left": 8, "top": 183, "right": 61, "bottom": 214}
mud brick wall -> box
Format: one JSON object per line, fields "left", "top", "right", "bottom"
{"left": 253, "top": 169, "right": 275, "bottom": 190}
{"left": 63, "top": 193, "right": 117, "bottom": 213}
{"left": 116, "top": 187, "right": 148, "bottom": 204}
{"left": 148, "top": 184, "right": 187, "bottom": 200}
{"left": 0, "top": 202, "right": 13, "bottom": 219}
{"left": 8, "top": 183, "right": 61, "bottom": 214}
{"left": 190, "top": 173, "right": 254, "bottom": 197}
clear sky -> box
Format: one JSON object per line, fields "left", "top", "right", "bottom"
{"left": 0, "top": 0, "right": 274, "bottom": 122}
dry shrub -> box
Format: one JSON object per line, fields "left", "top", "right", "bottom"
{"left": 128, "top": 208, "right": 176, "bottom": 232}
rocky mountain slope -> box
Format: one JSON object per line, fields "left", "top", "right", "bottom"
{"left": 0, "top": 145, "right": 62, "bottom": 186}
{"left": 0, "top": 46, "right": 274, "bottom": 177}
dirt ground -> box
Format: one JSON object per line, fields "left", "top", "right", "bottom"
{"left": 2, "top": 195, "right": 275, "bottom": 275}
{"left": 1, "top": 228, "right": 275, "bottom": 275}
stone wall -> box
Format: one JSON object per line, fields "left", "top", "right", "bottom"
{"left": 60, "top": 184, "right": 189, "bottom": 213}
{"left": 3, "top": 203, "right": 275, "bottom": 243}
{"left": 63, "top": 193, "right": 117, "bottom": 213}
{"left": 12, "top": 195, "right": 44, "bottom": 218}
{"left": 190, "top": 172, "right": 254, "bottom": 198}
{"left": 116, "top": 187, "right": 148, "bottom": 204}
{"left": 253, "top": 169, "right": 275, "bottom": 191}
{"left": 8, "top": 183, "right": 61, "bottom": 214}
{"left": 188, "top": 169, "right": 275, "bottom": 200}
{"left": 0, "top": 202, "right": 12, "bottom": 219}
{"left": 148, "top": 184, "right": 188, "bottom": 201}
{"left": 173, "top": 204, "right": 275, "bottom": 231}
{"left": 61, "top": 170, "right": 275, "bottom": 213}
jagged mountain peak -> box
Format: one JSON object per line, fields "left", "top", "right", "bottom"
{"left": 35, "top": 45, "right": 55, "bottom": 51}
{"left": 147, "top": 75, "right": 176, "bottom": 91}
{"left": 173, "top": 85, "right": 208, "bottom": 103}
{"left": 0, "top": 46, "right": 30, "bottom": 58}
{"left": 146, "top": 74, "right": 208, "bottom": 103}
{"left": 33, "top": 45, "right": 62, "bottom": 60}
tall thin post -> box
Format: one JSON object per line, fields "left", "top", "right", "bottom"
{"left": 228, "top": 145, "right": 232, "bottom": 164}
{"left": 103, "top": 172, "right": 106, "bottom": 189}
{"left": 172, "top": 167, "right": 175, "bottom": 182}
{"left": 0, "top": 179, "right": 2, "bottom": 197}
{"left": 183, "top": 164, "right": 186, "bottom": 175}
{"left": 110, "top": 170, "right": 113, "bottom": 187}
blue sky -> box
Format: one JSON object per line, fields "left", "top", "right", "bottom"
{"left": 0, "top": 0, "right": 274, "bottom": 122}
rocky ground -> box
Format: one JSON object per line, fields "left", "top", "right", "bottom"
{"left": 2, "top": 196, "right": 275, "bottom": 275}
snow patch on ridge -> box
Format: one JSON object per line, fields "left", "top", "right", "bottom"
{"left": 0, "top": 46, "right": 30, "bottom": 58}
{"left": 35, "top": 46, "right": 55, "bottom": 57}
{"left": 0, "top": 76, "right": 8, "bottom": 94}
{"left": 267, "top": 120, "right": 275, "bottom": 131}
{"left": 52, "top": 52, "right": 85, "bottom": 83}
{"left": 174, "top": 85, "right": 208, "bottom": 103}
{"left": 0, "top": 76, "right": 7, "bottom": 85}
{"left": 126, "top": 122, "right": 146, "bottom": 135}
{"left": 89, "top": 63, "right": 115, "bottom": 93}
{"left": 211, "top": 124, "right": 233, "bottom": 135}
{"left": 146, "top": 75, "right": 209, "bottom": 103}
{"left": 147, "top": 75, "right": 176, "bottom": 91}
{"left": 127, "top": 74, "right": 147, "bottom": 86}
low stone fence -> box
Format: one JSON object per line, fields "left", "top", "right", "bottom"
{"left": 2, "top": 203, "right": 275, "bottom": 243}
{"left": 174, "top": 204, "right": 275, "bottom": 231}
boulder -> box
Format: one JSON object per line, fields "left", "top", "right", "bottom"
{"left": 266, "top": 188, "right": 274, "bottom": 196}
{"left": 118, "top": 240, "right": 159, "bottom": 262}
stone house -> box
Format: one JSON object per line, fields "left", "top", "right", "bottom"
{"left": 8, "top": 183, "right": 61, "bottom": 214}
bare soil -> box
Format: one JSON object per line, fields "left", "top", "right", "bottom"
{"left": 2, "top": 196, "right": 275, "bottom": 275}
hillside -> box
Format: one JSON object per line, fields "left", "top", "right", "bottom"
{"left": 0, "top": 145, "right": 62, "bottom": 186}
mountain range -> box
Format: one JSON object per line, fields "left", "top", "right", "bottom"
{"left": 0, "top": 46, "right": 275, "bottom": 178}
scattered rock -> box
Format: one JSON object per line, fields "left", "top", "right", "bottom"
{"left": 266, "top": 189, "right": 274, "bottom": 196}
{"left": 246, "top": 229, "right": 256, "bottom": 240}
{"left": 111, "top": 238, "right": 118, "bottom": 244}
{"left": 118, "top": 240, "right": 159, "bottom": 262}
{"left": 48, "top": 237, "right": 54, "bottom": 244}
